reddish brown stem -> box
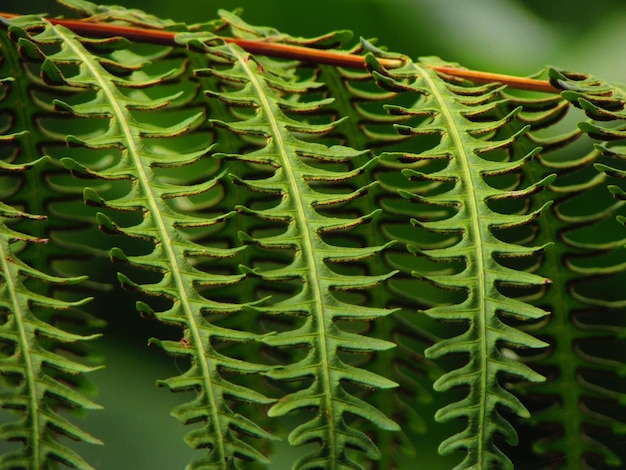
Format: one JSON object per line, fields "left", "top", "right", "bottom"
{"left": 0, "top": 12, "right": 559, "bottom": 93}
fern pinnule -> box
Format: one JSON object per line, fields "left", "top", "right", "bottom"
{"left": 58, "top": 0, "right": 182, "bottom": 30}
{"left": 218, "top": 8, "right": 353, "bottom": 50}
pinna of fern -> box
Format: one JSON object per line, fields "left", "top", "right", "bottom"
{"left": 0, "top": 215, "right": 102, "bottom": 469}
{"left": 0, "top": 142, "right": 102, "bottom": 468}
{"left": 490, "top": 83, "right": 626, "bottom": 468}
{"left": 363, "top": 45, "right": 559, "bottom": 469}
{"left": 549, "top": 67, "right": 626, "bottom": 195}
{"left": 312, "top": 38, "right": 451, "bottom": 464}
{"left": 315, "top": 58, "right": 445, "bottom": 467}
{"left": 209, "top": 11, "right": 441, "bottom": 464}
{"left": 186, "top": 27, "right": 402, "bottom": 466}
{"left": 525, "top": 67, "right": 626, "bottom": 467}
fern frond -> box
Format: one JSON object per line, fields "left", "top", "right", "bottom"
{"left": 7, "top": 13, "right": 277, "bottom": 468}
{"left": 367, "top": 51, "right": 555, "bottom": 469}
{"left": 6, "top": 4, "right": 626, "bottom": 469}
{"left": 526, "top": 68, "right": 626, "bottom": 468}
{"left": 188, "top": 29, "right": 400, "bottom": 467}
{"left": 0, "top": 160, "right": 101, "bottom": 469}
{"left": 186, "top": 15, "right": 440, "bottom": 465}
{"left": 313, "top": 42, "right": 445, "bottom": 465}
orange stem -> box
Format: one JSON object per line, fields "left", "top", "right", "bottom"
{"left": 0, "top": 12, "right": 558, "bottom": 93}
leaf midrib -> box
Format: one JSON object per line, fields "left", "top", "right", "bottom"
{"left": 419, "top": 64, "right": 490, "bottom": 464}
{"left": 54, "top": 25, "right": 228, "bottom": 462}
{"left": 235, "top": 47, "right": 338, "bottom": 465}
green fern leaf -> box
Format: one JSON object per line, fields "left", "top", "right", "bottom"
{"left": 367, "top": 51, "right": 555, "bottom": 469}
{"left": 185, "top": 15, "right": 435, "bottom": 466}
{"left": 0, "top": 23, "right": 108, "bottom": 281}
{"left": 0, "top": 165, "right": 101, "bottom": 468}
{"left": 57, "top": 0, "right": 182, "bottom": 29}
{"left": 534, "top": 67, "right": 626, "bottom": 468}
{"left": 314, "top": 43, "right": 444, "bottom": 464}
{"left": 218, "top": 9, "right": 353, "bottom": 48}
{"left": 189, "top": 30, "right": 400, "bottom": 467}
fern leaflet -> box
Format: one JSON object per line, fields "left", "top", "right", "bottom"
{"left": 367, "top": 50, "right": 555, "bottom": 469}
{"left": 0, "top": 156, "right": 101, "bottom": 469}
{"left": 188, "top": 28, "right": 400, "bottom": 467}
{"left": 537, "top": 68, "right": 626, "bottom": 468}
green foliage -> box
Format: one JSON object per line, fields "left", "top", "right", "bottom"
{"left": 1, "top": 2, "right": 626, "bottom": 469}
{"left": 367, "top": 52, "right": 555, "bottom": 469}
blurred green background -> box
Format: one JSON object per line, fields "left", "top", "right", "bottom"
{"left": 2, "top": 0, "right": 625, "bottom": 468}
